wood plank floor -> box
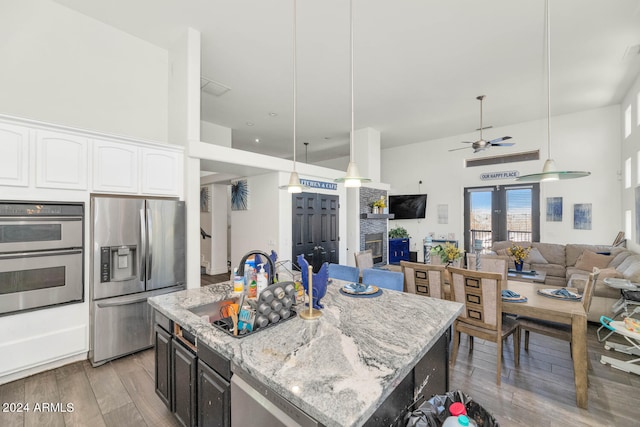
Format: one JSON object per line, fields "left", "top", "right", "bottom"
{"left": 201, "top": 273, "right": 229, "bottom": 287}
{"left": 0, "top": 323, "right": 637, "bottom": 426}
{"left": 450, "top": 322, "right": 640, "bottom": 426}
{"left": 0, "top": 350, "right": 178, "bottom": 427}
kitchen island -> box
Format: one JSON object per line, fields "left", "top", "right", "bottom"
{"left": 148, "top": 280, "right": 463, "bottom": 427}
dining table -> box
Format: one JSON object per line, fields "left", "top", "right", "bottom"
{"left": 502, "top": 280, "right": 589, "bottom": 409}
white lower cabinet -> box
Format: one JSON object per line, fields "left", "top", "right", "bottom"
{"left": 0, "top": 123, "right": 30, "bottom": 187}
{"left": 36, "top": 130, "right": 88, "bottom": 190}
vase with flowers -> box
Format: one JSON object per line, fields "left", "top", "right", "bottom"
{"left": 431, "top": 242, "right": 464, "bottom": 267}
{"left": 507, "top": 244, "right": 531, "bottom": 271}
{"left": 371, "top": 196, "right": 386, "bottom": 214}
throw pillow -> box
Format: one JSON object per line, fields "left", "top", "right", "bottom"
{"left": 574, "top": 250, "right": 612, "bottom": 271}
{"left": 525, "top": 247, "right": 548, "bottom": 264}
{"left": 597, "top": 267, "right": 623, "bottom": 279}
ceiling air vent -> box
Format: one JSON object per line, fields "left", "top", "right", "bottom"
{"left": 200, "top": 77, "right": 231, "bottom": 97}
{"left": 466, "top": 150, "right": 539, "bottom": 168}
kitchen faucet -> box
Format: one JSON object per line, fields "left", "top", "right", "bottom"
{"left": 237, "top": 250, "right": 276, "bottom": 285}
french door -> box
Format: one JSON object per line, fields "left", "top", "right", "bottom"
{"left": 463, "top": 184, "right": 540, "bottom": 254}
{"left": 292, "top": 192, "right": 339, "bottom": 272}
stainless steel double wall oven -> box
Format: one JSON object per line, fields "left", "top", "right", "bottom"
{"left": 0, "top": 201, "right": 84, "bottom": 316}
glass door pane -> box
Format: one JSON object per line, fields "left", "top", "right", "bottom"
{"left": 469, "top": 190, "right": 493, "bottom": 251}
{"left": 506, "top": 187, "right": 533, "bottom": 242}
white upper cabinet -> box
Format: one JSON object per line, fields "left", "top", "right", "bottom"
{"left": 92, "top": 140, "right": 139, "bottom": 193}
{"left": 0, "top": 123, "right": 30, "bottom": 187}
{"left": 36, "top": 130, "right": 88, "bottom": 190}
{"left": 140, "top": 148, "right": 183, "bottom": 196}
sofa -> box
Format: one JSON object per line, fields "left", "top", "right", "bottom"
{"left": 492, "top": 241, "right": 638, "bottom": 322}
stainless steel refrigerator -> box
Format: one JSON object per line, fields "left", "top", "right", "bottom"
{"left": 89, "top": 196, "right": 186, "bottom": 366}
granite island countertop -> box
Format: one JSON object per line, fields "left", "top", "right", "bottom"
{"left": 148, "top": 281, "right": 463, "bottom": 427}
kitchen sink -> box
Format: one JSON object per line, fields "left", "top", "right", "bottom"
{"left": 188, "top": 297, "right": 241, "bottom": 322}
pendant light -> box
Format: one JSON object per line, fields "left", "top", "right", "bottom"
{"left": 516, "top": 0, "right": 590, "bottom": 182}
{"left": 280, "top": 0, "right": 306, "bottom": 193}
{"left": 334, "top": 0, "right": 371, "bottom": 188}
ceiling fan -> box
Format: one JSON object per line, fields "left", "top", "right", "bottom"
{"left": 449, "top": 95, "right": 514, "bottom": 153}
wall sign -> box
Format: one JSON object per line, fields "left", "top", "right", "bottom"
{"left": 480, "top": 170, "right": 520, "bottom": 180}
{"left": 300, "top": 179, "right": 337, "bottom": 190}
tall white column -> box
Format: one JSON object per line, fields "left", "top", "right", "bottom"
{"left": 353, "top": 127, "right": 381, "bottom": 183}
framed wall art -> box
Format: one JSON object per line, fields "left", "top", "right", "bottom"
{"left": 231, "top": 179, "right": 249, "bottom": 211}
{"left": 573, "top": 203, "right": 592, "bottom": 230}
{"left": 546, "top": 197, "right": 562, "bottom": 222}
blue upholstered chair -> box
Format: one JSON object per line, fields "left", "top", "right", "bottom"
{"left": 327, "top": 263, "right": 360, "bottom": 283}
{"left": 362, "top": 268, "right": 404, "bottom": 291}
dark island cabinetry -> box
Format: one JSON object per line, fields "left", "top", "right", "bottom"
{"left": 154, "top": 311, "right": 231, "bottom": 427}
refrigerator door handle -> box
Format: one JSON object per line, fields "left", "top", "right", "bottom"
{"left": 95, "top": 285, "right": 185, "bottom": 308}
{"left": 96, "top": 294, "right": 151, "bottom": 308}
{"left": 140, "top": 208, "right": 146, "bottom": 282}
{"left": 147, "top": 208, "right": 153, "bottom": 281}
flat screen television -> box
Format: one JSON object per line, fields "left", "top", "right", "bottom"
{"left": 389, "top": 194, "right": 427, "bottom": 220}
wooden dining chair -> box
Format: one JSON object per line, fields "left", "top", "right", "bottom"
{"left": 520, "top": 267, "right": 600, "bottom": 355}
{"left": 466, "top": 254, "right": 509, "bottom": 281}
{"left": 400, "top": 261, "right": 446, "bottom": 299}
{"left": 361, "top": 268, "right": 404, "bottom": 291}
{"left": 354, "top": 249, "right": 374, "bottom": 270}
{"left": 448, "top": 266, "right": 520, "bottom": 385}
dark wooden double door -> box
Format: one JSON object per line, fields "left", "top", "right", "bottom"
{"left": 292, "top": 192, "right": 339, "bottom": 272}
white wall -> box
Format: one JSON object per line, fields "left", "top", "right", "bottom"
{"left": 0, "top": 0, "right": 168, "bottom": 143}
{"left": 199, "top": 182, "right": 229, "bottom": 275}
{"left": 311, "top": 155, "right": 349, "bottom": 171}
{"left": 201, "top": 121, "right": 232, "bottom": 147}
{"left": 230, "top": 173, "right": 280, "bottom": 271}
{"left": 621, "top": 72, "right": 640, "bottom": 252}
{"left": 382, "top": 106, "right": 621, "bottom": 252}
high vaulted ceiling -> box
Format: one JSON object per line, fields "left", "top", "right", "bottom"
{"left": 55, "top": 0, "right": 640, "bottom": 163}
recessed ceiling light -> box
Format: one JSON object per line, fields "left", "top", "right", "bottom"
{"left": 268, "top": 112, "right": 278, "bottom": 117}
{"left": 255, "top": 138, "right": 260, "bottom": 143}
{"left": 246, "top": 122, "right": 254, "bottom": 126}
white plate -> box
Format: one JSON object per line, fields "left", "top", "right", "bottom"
{"left": 603, "top": 278, "right": 637, "bottom": 290}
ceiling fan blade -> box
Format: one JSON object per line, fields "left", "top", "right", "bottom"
{"left": 490, "top": 142, "right": 515, "bottom": 147}
{"left": 460, "top": 141, "right": 475, "bottom": 144}
{"left": 448, "top": 146, "right": 472, "bottom": 152}
{"left": 487, "top": 136, "right": 512, "bottom": 144}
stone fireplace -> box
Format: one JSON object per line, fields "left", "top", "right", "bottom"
{"left": 364, "top": 233, "right": 383, "bottom": 264}
{"left": 359, "top": 187, "right": 388, "bottom": 266}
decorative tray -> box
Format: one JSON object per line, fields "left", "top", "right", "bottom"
{"left": 340, "top": 283, "right": 379, "bottom": 295}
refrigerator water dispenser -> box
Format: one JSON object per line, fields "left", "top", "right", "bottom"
{"left": 100, "top": 245, "right": 137, "bottom": 282}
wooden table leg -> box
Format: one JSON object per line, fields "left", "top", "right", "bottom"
{"left": 571, "top": 311, "right": 588, "bottom": 409}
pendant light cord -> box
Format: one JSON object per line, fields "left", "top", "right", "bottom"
{"left": 479, "top": 97, "right": 483, "bottom": 141}
{"left": 350, "top": 0, "right": 355, "bottom": 163}
{"left": 546, "top": 0, "right": 552, "bottom": 160}
{"left": 292, "top": 0, "right": 297, "bottom": 171}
